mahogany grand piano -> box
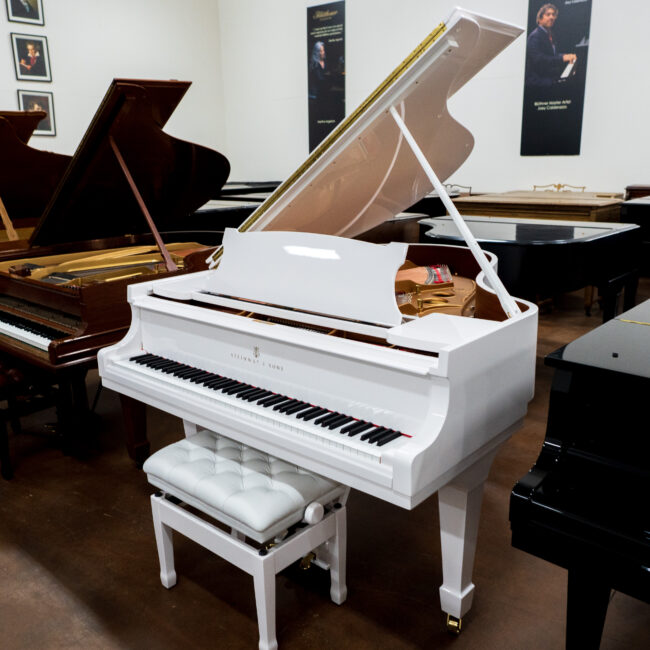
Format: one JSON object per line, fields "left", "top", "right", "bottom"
{"left": 0, "top": 78, "right": 234, "bottom": 459}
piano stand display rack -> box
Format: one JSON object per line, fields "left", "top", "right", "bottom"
{"left": 143, "top": 429, "right": 349, "bottom": 650}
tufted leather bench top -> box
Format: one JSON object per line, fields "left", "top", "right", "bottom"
{"left": 143, "top": 430, "right": 345, "bottom": 542}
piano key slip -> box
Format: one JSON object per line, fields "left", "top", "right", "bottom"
{"left": 143, "top": 427, "right": 349, "bottom": 650}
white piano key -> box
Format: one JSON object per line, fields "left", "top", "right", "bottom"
{"left": 116, "top": 358, "right": 409, "bottom": 462}
{"left": 0, "top": 321, "right": 52, "bottom": 350}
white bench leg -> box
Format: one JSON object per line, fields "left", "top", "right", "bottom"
{"left": 253, "top": 557, "right": 278, "bottom": 650}
{"left": 328, "top": 505, "right": 347, "bottom": 605}
{"left": 151, "top": 494, "right": 177, "bottom": 588}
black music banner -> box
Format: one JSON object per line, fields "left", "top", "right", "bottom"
{"left": 307, "top": 1, "right": 345, "bottom": 152}
{"left": 521, "top": 1, "right": 592, "bottom": 155}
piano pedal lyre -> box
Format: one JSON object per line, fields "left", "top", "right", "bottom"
{"left": 446, "top": 614, "right": 462, "bottom": 635}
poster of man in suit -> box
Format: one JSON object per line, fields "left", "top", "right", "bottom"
{"left": 521, "top": 1, "right": 592, "bottom": 156}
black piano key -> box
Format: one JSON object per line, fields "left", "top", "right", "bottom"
{"left": 376, "top": 431, "right": 403, "bottom": 447}
{"left": 314, "top": 412, "right": 340, "bottom": 426}
{"left": 326, "top": 414, "right": 351, "bottom": 429}
{"left": 131, "top": 353, "right": 155, "bottom": 363}
{"left": 156, "top": 360, "right": 180, "bottom": 370}
{"left": 231, "top": 384, "right": 256, "bottom": 396}
{"left": 340, "top": 420, "right": 362, "bottom": 434}
{"left": 275, "top": 399, "right": 300, "bottom": 412}
{"left": 369, "top": 427, "right": 394, "bottom": 443}
{"left": 244, "top": 389, "right": 270, "bottom": 402}
{"left": 223, "top": 382, "right": 247, "bottom": 395}
{"left": 175, "top": 368, "right": 197, "bottom": 378}
{"left": 302, "top": 408, "right": 329, "bottom": 422}
{"left": 272, "top": 398, "right": 295, "bottom": 411}
{"left": 284, "top": 402, "right": 312, "bottom": 415}
{"left": 216, "top": 380, "right": 239, "bottom": 391}
{"left": 362, "top": 427, "right": 388, "bottom": 442}
{"left": 259, "top": 395, "right": 286, "bottom": 407}
{"left": 183, "top": 369, "right": 205, "bottom": 379}
{"left": 329, "top": 415, "right": 354, "bottom": 430}
{"left": 190, "top": 371, "right": 213, "bottom": 383}
{"left": 237, "top": 386, "right": 262, "bottom": 399}
{"left": 147, "top": 358, "right": 171, "bottom": 368}
{"left": 159, "top": 362, "right": 182, "bottom": 372}
{"left": 296, "top": 406, "right": 321, "bottom": 420}
{"left": 348, "top": 422, "right": 374, "bottom": 437}
{"left": 205, "top": 377, "right": 231, "bottom": 388}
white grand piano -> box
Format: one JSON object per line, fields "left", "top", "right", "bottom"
{"left": 99, "top": 8, "right": 538, "bottom": 634}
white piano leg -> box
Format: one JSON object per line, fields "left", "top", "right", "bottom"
{"left": 151, "top": 494, "right": 177, "bottom": 588}
{"left": 252, "top": 557, "right": 278, "bottom": 650}
{"left": 182, "top": 420, "right": 199, "bottom": 438}
{"left": 437, "top": 448, "right": 499, "bottom": 621}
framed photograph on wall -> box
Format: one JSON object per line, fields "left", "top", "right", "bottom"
{"left": 5, "top": 0, "right": 44, "bottom": 26}
{"left": 17, "top": 89, "right": 55, "bottom": 136}
{"left": 10, "top": 33, "right": 51, "bottom": 81}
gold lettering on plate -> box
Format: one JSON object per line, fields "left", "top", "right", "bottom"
{"left": 230, "top": 349, "right": 284, "bottom": 372}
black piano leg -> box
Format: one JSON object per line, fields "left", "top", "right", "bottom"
{"left": 120, "top": 395, "right": 149, "bottom": 467}
{"left": 0, "top": 417, "right": 12, "bottom": 479}
{"left": 56, "top": 369, "right": 91, "bottom": 455}
{"left": 566, "top": 568, "right": 611, "bottom": 649}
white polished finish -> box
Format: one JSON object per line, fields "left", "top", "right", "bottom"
{"left": 216, "top": 9, "right": 523, "bottom": 242}
{"left": 99, "top": 8, "right": 536, "bottom": 631}
{"left": 147, "top": 429, "right": 348, "bottom": 650}
{"left": 203, "top": 229, "right": 408, "bottom": 327}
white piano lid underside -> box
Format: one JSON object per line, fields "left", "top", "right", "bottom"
{"left": 200, "top": 229, "right": 408, "bottom": 327}
{"left": 242, "top": 9, "right": 522, "bottom": 239}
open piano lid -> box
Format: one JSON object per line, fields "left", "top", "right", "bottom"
{"left": 29, "top": 78, "right": 230, "bottom": 247}
{"left": 239, "top": 8, "right": 522, "bottom": 238}
{"left": 0, "top": 111, "right": 71, "bottom": 221}
{"left": 191, "top": 9, "right": 523, "bottom": 327}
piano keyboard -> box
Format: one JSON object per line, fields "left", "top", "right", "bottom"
{"left": 0, "top": 311, "right": 68, "bottom": 350}
{"left": 126, "top": 353, "right": 409, "bottom": 458}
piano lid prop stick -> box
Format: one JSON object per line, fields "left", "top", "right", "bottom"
{"left": 108, "top": 135, "right": 178, "bottom": 273}
{"left": 0, "top": 195, "right": 19, "bottom": 241}
{"left": 389, "top": 105, "right": 520, "bottom": 318}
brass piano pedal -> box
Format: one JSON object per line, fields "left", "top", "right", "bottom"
{"left": 446, "top": 614, "right": 462, "bottom": 635}
{"left": 299, "top": 551, "right": 316, "bottom": 570}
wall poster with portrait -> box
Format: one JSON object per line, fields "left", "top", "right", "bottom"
{"left": 10, "top": 33, "right": 51, "bottom": 82}
{"left": 520, "top": 1, "right": 592, "bottom": 156}
{"left": 17, "top": 89, "right": 55, "bottom": 136}
{"left": 5, "top": 0, "right": 44, "bottom": 25}
{"left": 307, "top": 1, "right": 345, "bottom": 152}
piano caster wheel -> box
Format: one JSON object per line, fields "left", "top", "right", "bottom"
{"left": 299, "top": 552, "right": 316, "bottom": 570}
{"left": 446, "top": 614, "right": 462, "bottom": 635}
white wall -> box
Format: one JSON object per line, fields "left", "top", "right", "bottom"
{"left": 217, "top": 0, "right": 650, "bottom": 193}
{"left": 3, "top": 1, "right": 649, "bottom": 193}
{"left": 0, "top": 0, "right": 225, "bottom": 156}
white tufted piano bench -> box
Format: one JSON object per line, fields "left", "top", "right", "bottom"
{"left": 143, "top": 428, "right": 349, "bottom": 650}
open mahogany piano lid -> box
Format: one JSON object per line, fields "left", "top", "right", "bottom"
{"left": 0, "top": 111, "right": 71, "bottom": 223}
{"left": 29, "top": 78, "right": 229, "bottom": 248}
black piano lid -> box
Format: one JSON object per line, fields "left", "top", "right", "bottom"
{"left": 547, "top": 300, "right": 650, "bottom": 379}
{"left": 28, "top": 78, "right": 230, "bottom": 248}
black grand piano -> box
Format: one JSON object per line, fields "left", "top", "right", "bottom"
{"left": 510, "top": 300, "right": 650, "bottom": 648}
{"left": 420, "top": 215, "right": 642, "bottom": 321}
